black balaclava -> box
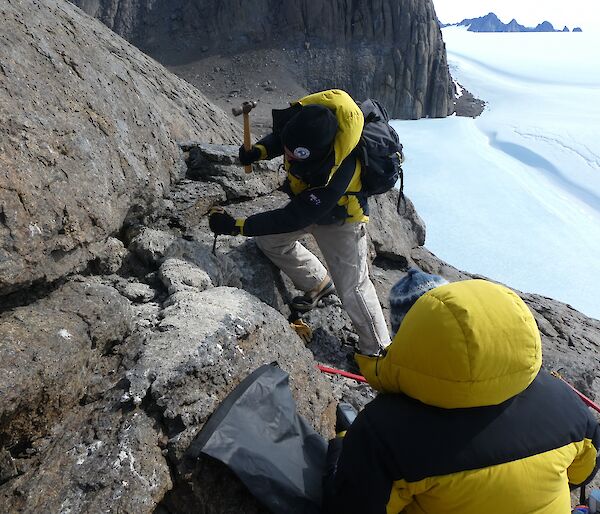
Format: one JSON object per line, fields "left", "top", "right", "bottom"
{"left": 281, "top": 104, "right": 338, "bottom": 164}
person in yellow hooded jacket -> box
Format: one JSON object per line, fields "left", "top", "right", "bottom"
{"left": 209, "top": 89, "right": 391, "bottom": 356}
{"left": 324, "top": 278, "right": 600, "bottom": 514}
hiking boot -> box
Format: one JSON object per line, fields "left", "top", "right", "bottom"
{"left": 291, "top": 276, "right": 335, "bottom": 312}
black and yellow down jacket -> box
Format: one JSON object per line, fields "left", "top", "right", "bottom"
{"left": 239, "top": 89, "right": 368, "bottom": 237}
{"left": 329, "top": 280, "right": 600, "bottom": 514}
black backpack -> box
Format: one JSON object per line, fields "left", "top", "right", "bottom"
{"left": 355, "top": 99, "right": 405, "bottom": 211}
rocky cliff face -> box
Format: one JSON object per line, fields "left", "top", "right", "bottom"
{"left": 71, "top": 0, "right": 454, "bottom": 119}
{"left": 1, "top": 0, "right": 598, "bottom": 511}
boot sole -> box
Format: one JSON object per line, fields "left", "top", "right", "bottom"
{"left": 291, "top": 281, "right": 336, "bottom": 312}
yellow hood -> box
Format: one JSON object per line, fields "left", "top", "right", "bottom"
{"left": 297, "top": 89, "right": 364, "bottom": 176}
{"left": 356, "top": 280, "right": 542, "bottom": 409}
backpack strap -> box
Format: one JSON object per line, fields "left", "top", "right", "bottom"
{"left": 397, "top": 161, "right": 405, "bottom": 214}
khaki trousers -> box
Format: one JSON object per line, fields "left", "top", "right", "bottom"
{"left": 255, "top": 222, "right": 390, "bottom": 355}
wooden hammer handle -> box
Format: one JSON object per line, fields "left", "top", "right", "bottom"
{"left": 243, "top": 112, "right": 252, "bottom": 174}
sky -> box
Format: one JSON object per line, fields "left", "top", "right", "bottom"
{"left": 432, "top": 0, "right": 600, "bottom": 31}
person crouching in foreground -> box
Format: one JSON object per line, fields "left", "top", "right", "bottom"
{"left": 208, "top": 89, "right": 390, "bottom": 357}
{"left": 325, "top": 277, "right": 600, "bottom": 514}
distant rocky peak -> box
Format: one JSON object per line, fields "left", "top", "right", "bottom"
{"left": 481, "top": 12, "right": 500, "bottom": 21}
{"left": 534, "top": 21, "right": 555, "bottom": 32}
{"left": 442, "top": 12, "right": 573, "bottom": 33}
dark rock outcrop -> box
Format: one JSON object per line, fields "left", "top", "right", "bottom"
{"left": 444, "top": 12, "right": 566, "bottom": 33}
{"left": 533, "top": 21, "right": 556, "bottom": 32}
{"left": 71, "top": 0, "right": 454, "bottom": 119}
{"left": 0, "top": 0, "right": 240, "bottom": 297}
{"left": 456, "top": 12, "right": 526, "bottom": 32}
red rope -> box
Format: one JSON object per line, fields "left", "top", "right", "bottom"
{"left": 317, "top": 364, "right": 367, "bottom": 383}
{"left": 552, "top": 372, "right": 600, "bottom": 415}
{"left": 317, "top": 367, "right": 600, "bottom": 415}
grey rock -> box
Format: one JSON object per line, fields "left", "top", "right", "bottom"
{"left": 410, "top": 246, "right": 472, "bottom": 282}
{"left": 226, "top": 238, "right": 289, "bottom": 310}
{"left": 116, "top": 280, "right": 156, "bottom": 303}
{"left": 159, "top": 258, "right": 213, "bottom": 294}
{"left": 172, "top": 189, "right": 293, "bottom": 309}
{"left": 129, "top": 228, "right": 177, "bottom": 267}
{"left": 184, "top": 143, "right": 240, "bottom": 167}
{"left": 2, "top": 399, "right": 171, "bottom": 514}
{"left": 0, "top": 279, "right": 132, "bottom": 450}
{"left": 453, "top": 83, "right": 487, "bottom": 118}
{"left": 163, "top": 179, "right": 227, "bottom": 230}
{"left": 367, "top": 190, "right": 426, "bottom": 265}
{"left": 128, "top": 226, "right": 242, "bottom": 288}
{"left": 184, "top": 143, "right": 283, "bottom": 201}
{"left": 0, "top": 449, "right": 18, "bottom": 485}
{"left": 303, "top": 303, "right": 358, "bottom": 370}
{"left": 185, "top": 220, "right": 291, "bottom": 312}
{"left": 127, "top": 287, "right": 334, "bottom": 458}
{"left": 124, "top": 286, "right": 335, "bottom": 511}
{"left": 88, "top": 237, "right": 128, "bottom": 274}
{"left": 522, "top": 293, "right": 600, "bottom": 401}
{"left": 71, "top": 0, "right": 454, "bottom": 119}
{"left": 0, "top": 0, "right": 241, "bottom": 296}
{"left": 166, "top": 239, "right": 242, "bottom": 288}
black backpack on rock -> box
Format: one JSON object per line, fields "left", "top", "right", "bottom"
{"left": 355, "top": 99, "right": 405, "bottom": 211}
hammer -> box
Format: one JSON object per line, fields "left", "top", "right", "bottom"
{"left": 232, "top": 101, "right": 258, "bottom": 174}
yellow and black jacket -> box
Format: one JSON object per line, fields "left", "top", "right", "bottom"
{"left": 241, "top": 90, "right": 368, "bottom": 237}
{"left": 327, "top": 280, "right": 600, "bottom": 514}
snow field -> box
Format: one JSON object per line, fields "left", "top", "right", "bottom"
{"left": 393, "top": 28, "right": 600, "bottom": 319}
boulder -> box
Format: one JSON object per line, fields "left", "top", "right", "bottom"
{"left": 367, "top": 191, "right": 426, "bottom": 265}
{"left": 129, "top": 227, "right": 242, "bottom": 288}
{"left": 523, "top": 293, "right": 600, "bottom": 401}
{"left": 129, "top": 228, "right": 178, "bottom": 267}
{"left": 160, "top": 179, "right": 227, "bottom": 231}
{"left": 125, "top": 286, "right": 335, "bottom": 511}
{"left": 159, "top": 258, "right": 213, "bottom": 295}
{"left": 0, "top": 0, "right": 241, "bottom": 296}
{"left": 183, "top": 143, "right": 283, "bottom": 201}
{"left": 0, "top": 275, "right": 337, "bottom": 513}
{"left": 2, "top": 400, "right": 171, "bottom": 514}
{"left": 0, "top": 278, "right": 132, "bottom": 450}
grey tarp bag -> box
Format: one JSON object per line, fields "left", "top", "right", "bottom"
{"left": 187, "top": 363, "right": 327, "bottom": 514}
